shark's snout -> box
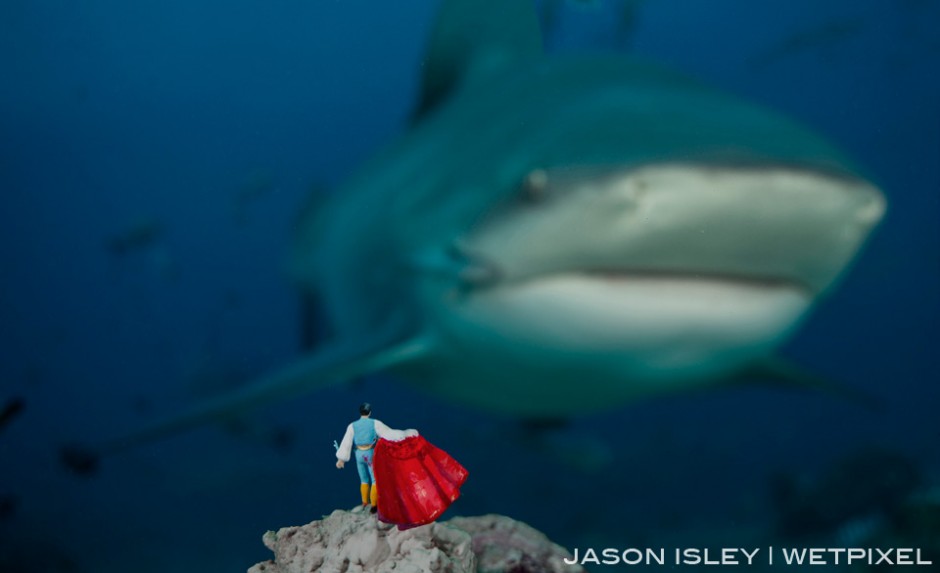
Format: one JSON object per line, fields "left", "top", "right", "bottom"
{"left": 462, "top": 162, "right": 885, "bottom": 298}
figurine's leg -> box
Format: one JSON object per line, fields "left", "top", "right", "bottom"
{"left": 365, "top": 451, "right": 378, "bottom": 512}
{"left": 355, "top": 450, "right": 371, "bottom": 506}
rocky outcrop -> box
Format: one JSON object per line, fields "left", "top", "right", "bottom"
{"left": 248, "top": 509, "right": 584, "bottom": 573}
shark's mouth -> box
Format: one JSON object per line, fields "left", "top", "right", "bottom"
{"left": 444, "top": 236, "right": 816, "bottom": 303}
{"left": 444, "top": 247, "right": 818, "bottom": 301}
{"left": 577, "top": 267, "right": 809, "bottom": 293}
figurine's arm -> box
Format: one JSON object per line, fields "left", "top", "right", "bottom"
{"left": 336, "top": 424, "right": 354, "bottom": 463}
{"left": 375, "top": 420, "right": 419, "bottom": 442}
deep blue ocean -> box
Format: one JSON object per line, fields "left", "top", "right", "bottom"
{"left": 1, "top": 1, "right": 938, "bottom": 571}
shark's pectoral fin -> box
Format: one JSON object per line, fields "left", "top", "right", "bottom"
{"left": 413, "top": 0, "right": 543, "bottom": 121}
{"left": 61, "top": 334, "right": 433, "bottom": 475}
{"left": 735, "top": 356, "right": 885, "bottom": 411}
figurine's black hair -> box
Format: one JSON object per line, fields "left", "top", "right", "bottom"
{"left": 359, "top": 402, "right": 372, "bottom": 416}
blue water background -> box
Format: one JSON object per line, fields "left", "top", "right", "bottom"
{"left": 1, "top": 0, "right": 938, "bottom": 570}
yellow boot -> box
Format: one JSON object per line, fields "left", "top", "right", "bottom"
{"left": 370, "top": 484, "right": 378, "bottom": 513}
{"left": 360, "top": 483, "right": 369, "bottom": 507}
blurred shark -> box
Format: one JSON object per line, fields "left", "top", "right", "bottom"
{"left": 62, "top": 0, "right": 885, "bottom": 472}
{"left": 104, "top": 219, "right": 164, "bottom": 257}
{"left": 105, "top": 218, "right": 179, "bottom": 280}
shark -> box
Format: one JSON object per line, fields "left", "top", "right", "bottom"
{"left": 62, "top": 0, "right": 885, "bottom": 472}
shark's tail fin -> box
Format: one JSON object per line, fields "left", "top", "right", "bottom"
{"left": 413, "top": 0, "right": 543, "bottom": 121}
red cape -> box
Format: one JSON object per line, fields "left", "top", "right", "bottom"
{"left": 373, "top": 435, "right": 468, "bottom": 529}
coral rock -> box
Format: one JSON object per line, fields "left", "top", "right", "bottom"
{"left": 450, "top": 514, "right": 584, "bottom": 573}
{"left": 248, "top": 510, "right": 584, "bottom": 573}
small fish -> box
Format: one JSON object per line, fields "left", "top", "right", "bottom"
{"left": 748, "top": 17, "right": 867, "bottom": 69}
{"left": 104, "top": 219, "right": 164, "bottom": 257}
{"left": 232, "top": 169, "right": 276, "bottom": 226}
{"left": 0, "top": 397, "right": 25, "bottom": 434}
{"left": 0, "top": 494, "right": 18, "bottom": 521}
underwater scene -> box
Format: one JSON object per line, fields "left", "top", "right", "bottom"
{"left": 1, "top": 0, "right": 938, "bottom": 571}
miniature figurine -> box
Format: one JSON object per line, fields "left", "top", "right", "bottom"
{"left": 335, "top": 403, "right": 418, "bottom": 512}
{"left": 335, "top": 402, "right": 468, "bottom": 528}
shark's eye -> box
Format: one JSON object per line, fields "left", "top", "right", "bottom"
{"left": 520, "top": 168, "right": 549, "bottom": 203}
